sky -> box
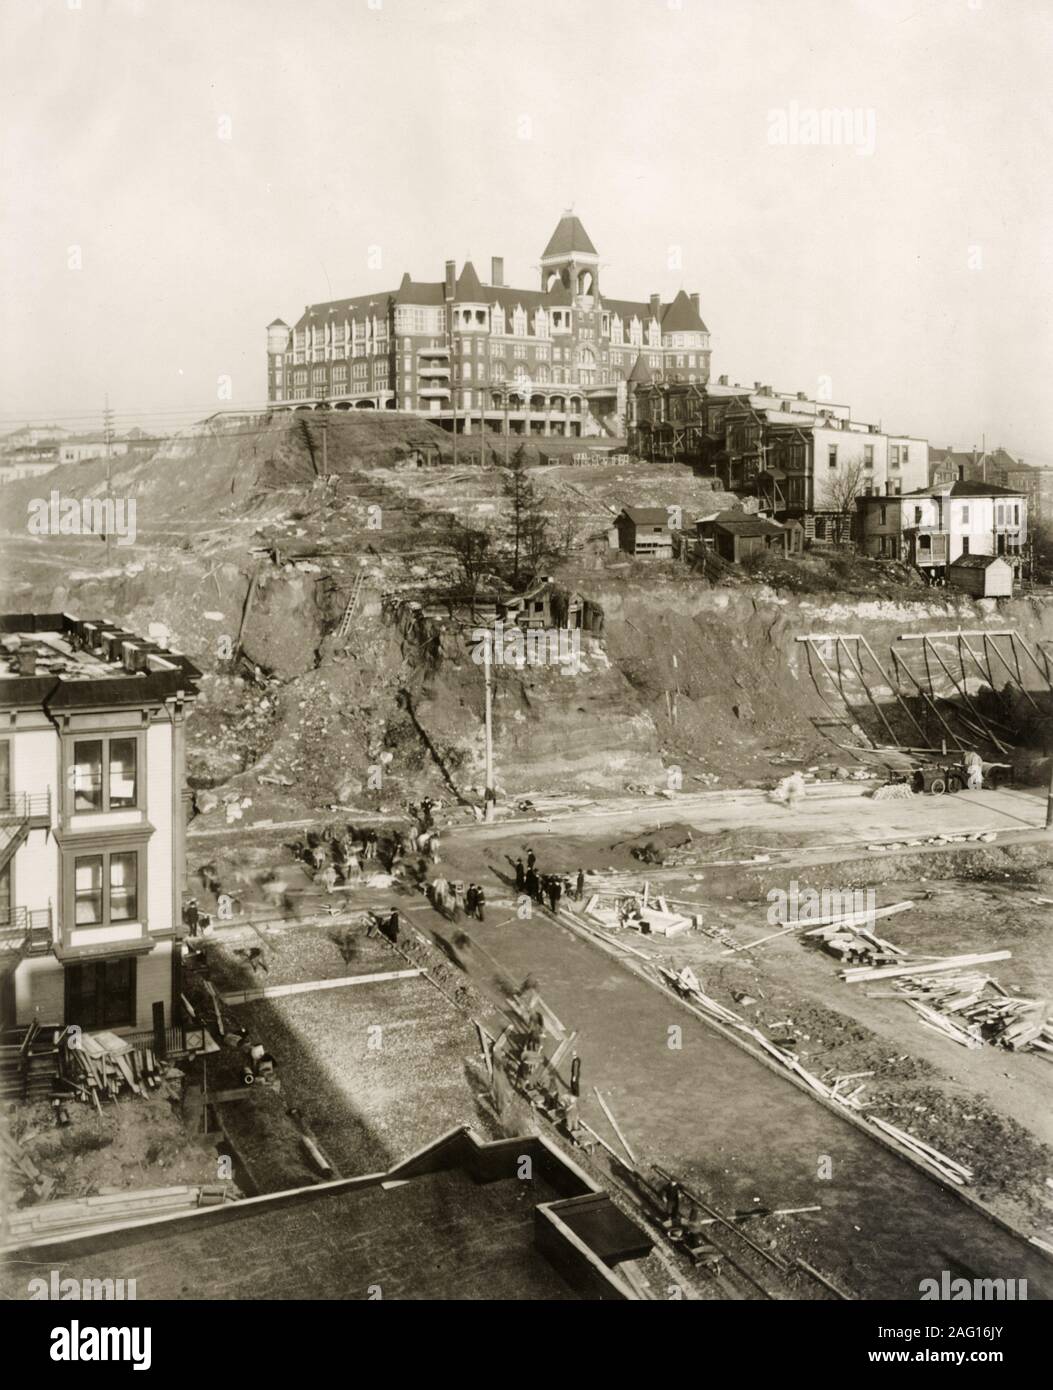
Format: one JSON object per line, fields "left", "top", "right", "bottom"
{"left": 1, "top": 0, "right": 1051, "bottom": 461}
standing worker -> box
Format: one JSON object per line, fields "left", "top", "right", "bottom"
{"left": 575, "top": 868, "right": 585, "bottom": 901}
{"left": 514, "top": 858, "right": 525, "bottom": 892}
{"left": 570, "top": 1052, "right": 582, "bottom": 1098}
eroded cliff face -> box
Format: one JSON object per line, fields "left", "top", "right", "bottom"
{"left": 5, "top": 414, "right": 1050, "bottom": 809}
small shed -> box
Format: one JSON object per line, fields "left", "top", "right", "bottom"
{"left": 613, "top": 506, "right": 673, "bottom": 559}
{"left": 947, "top": 553, "right": 1014, "bottom": 598}
{"left": 706, "top": 511, "right": 790, "bottom": 564}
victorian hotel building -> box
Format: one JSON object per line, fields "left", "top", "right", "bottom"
{"left": 265, "top": 214, "right": 712, "bottom": 437}
{"left": 0, "top": 615, "right": 200, "bottom": 1037}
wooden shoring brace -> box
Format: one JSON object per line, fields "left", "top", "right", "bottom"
{"left": 1009, "top": 633, "right": 1053, "bottom": 691}
{"left": 917, "top": 635, "right": 1011, "bottom": 751}
{"left": 954, "top": 631, "right": 1040, "bottom": 717}
{"left": 985, "top": 634, "right": 1041, "bottom": 713}
{"left": 856, "top": 634, "right": 930, "bottom": 747}
{"left": 836, "top": 637, "right": 899, "bottom": 746}
{"left": 800, "top": 637, "right": 863, "bottom": 737}
{"left": 889, "top": 648, "right": 969, "bottom": 753}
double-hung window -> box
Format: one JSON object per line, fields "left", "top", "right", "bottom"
{"left": 72, "top": 737, "right": 137, "bottom": 812}
{"left": 74, "top": 851, "right": 139, "bottom": 926}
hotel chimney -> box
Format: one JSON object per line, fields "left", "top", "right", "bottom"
{"left": 491, "top": 256, "right": 504, "bottom": 287}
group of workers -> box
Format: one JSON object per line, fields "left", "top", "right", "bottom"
{"left": 514, "top": 849, "right": 586, "bottom": 914}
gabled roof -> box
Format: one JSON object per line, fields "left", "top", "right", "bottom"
{"left": 715, "top": 516, "right": 786, "bottom": 538}
{"left": 267, "top": 318, "right": 289, "bottom": 329}
{"left": 542, "top": 213, "right": 597, "bottom": 259}
{"left": 660, "top": 289, "right": 709, "bottom": 334}
{"left": 454, "top": 260, "right": 486, "bottom": 301}
{"left": 619, "top": 506, "right": 670, "bottom": 526}
{"left": 949, "top": 553, "right": 1010, "bottom": 569}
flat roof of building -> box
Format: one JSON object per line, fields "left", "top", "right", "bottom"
{"left": 0, "top": 613, "right": 200, "bottom": 709}
{"left": 1, "top": 1129, "right": 648, "bottom": 1302}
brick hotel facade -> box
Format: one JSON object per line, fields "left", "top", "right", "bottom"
{"left": 265, "top": 213, "right": 712, "bottom": 438}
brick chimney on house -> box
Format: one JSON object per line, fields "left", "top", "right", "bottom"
{"left": 690, "top": 293, "right": 701, "bottom": 315}
{"left": 491, "top": 256, "right": 504, "bottom": 287}
{"left": 649, "top": 293, "right": 661, "bottom": 318}
{"left": 444, "top": 260, "right": 456, "bottom": 299}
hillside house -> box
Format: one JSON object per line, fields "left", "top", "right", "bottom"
{"left": 612, "top": 507, "right": 674, "bottom": 559}
{"left": 855, "top": 480, "right": 1027, "bottom": 579}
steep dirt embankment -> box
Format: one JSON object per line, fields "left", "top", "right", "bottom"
{"left": 581, "top": 579, "right": 1053, "bottom": 785}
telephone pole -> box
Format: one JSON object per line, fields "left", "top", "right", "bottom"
{"left": 103, "top": 395, "right": 114, "bottom": 565}
{"left": 482, "top": 631, "right": 496, "bottom": 822}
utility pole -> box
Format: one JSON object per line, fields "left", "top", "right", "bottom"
{"left": 103, "top": 395, "right": 114, "bottom": 565}
{"left": 482, "top": 631, "right": 496, "bottom": 822}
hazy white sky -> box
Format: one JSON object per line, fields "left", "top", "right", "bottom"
{"left": 2, "top": 0, "right": 1051, "bottom": 460}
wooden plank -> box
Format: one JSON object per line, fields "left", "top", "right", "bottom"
{"left": 593, "top": 1087, "right": 637, "bottom": 1166}
{"left": 220, "top": 968, "right": 423, "bottom": 1005}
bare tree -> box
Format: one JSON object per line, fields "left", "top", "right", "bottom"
{"left": 447, "top": 517, "right": 493, "bottom": 596}
{"left": 820, "top": 458, "right": 868, "bottom": 544}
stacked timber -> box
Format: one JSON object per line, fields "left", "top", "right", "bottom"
{"left": 59, "top": 1031, "right": 163, "bottom": 1108}
{"left": 845, "top": 951, "right": 1052, "bottom": 1056}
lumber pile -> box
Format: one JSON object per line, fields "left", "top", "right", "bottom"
{"left": 1, "top": 1183, "right": 235, "bottom": 1250}
{"left": 59, "top": 1030, "right": 164, "bottom": 1106}
{"left": 843, "top": 949, "right": 1052, "bottom": 1056}
{"left": 842, "top": 950, "right": 1012, "bottom": 984}
{"left": 894, "top": 973, "right": 1050, "bottom": 1054}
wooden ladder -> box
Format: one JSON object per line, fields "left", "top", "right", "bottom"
{"left": 336, "top": 571, "right": 367, "bottom": 640}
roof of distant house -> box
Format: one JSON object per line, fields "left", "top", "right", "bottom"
{"left": 899, "top": 480, "right": 1021, "bottom": 499}
{"left": 619, "top": 506, "right": 671, "bottom": 526}
{"left": 714, "top": 515, "right": 787, "bottom": 538}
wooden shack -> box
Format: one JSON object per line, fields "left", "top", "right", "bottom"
{"left": 947, "top": 553, "right": 1014, "bottom": 598}
{"left": 613, "top": 507, "right": 674, "bottom": 559}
